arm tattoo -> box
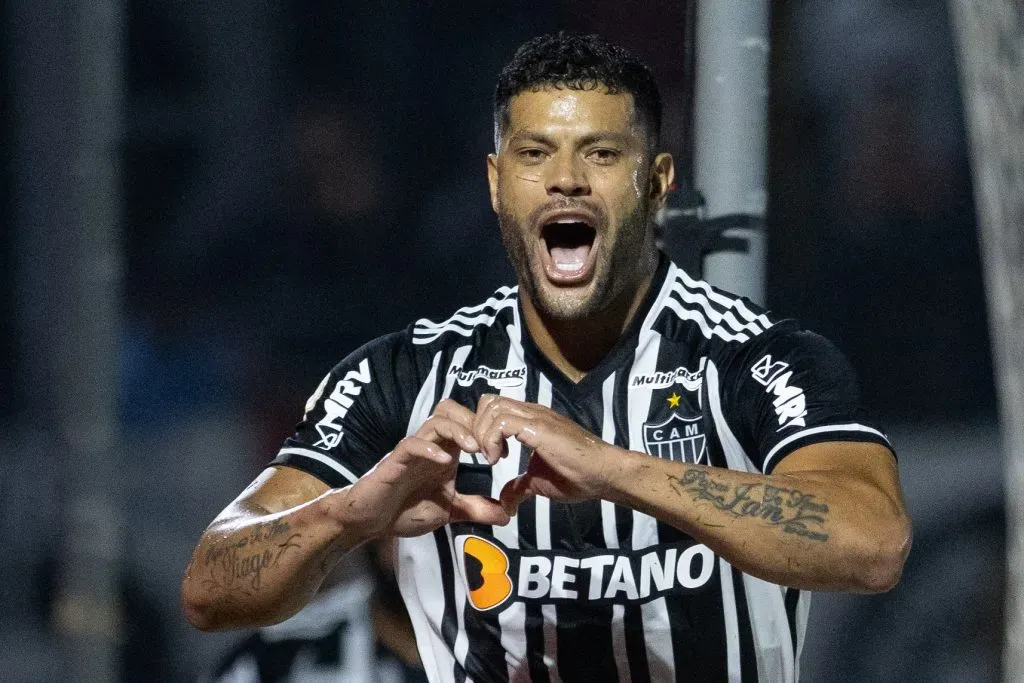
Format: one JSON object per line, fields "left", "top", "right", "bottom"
{"left": 677, "top": 469, "right": 830, "bottom": 542}
{"left": 201, "top": 519, "right": 304, "bottom": 594}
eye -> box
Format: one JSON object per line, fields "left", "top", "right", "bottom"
{"left": 587, "top": 148, "right": 620, "bottom": 165}
{"left": 517, "top": 148, "right": 547, "bottom": 164}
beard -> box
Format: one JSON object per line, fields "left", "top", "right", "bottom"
{"left": 497, "top": 196, "right": 654, "bottom": 322}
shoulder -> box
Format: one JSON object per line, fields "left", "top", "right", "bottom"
{"left": 409, "top": 284, "right": 519, "bottom": 348}
{"left": 652, "top": 262, "right": 780, "bottom": 351}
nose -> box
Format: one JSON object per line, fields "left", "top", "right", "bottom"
{"left": 545, "top": 152, "right": 590, "bottom": 197}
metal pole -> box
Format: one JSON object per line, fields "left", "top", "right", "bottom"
{"left": 692, "top": 0, "right": 770, "bottom": 305}
{"left": 10, "top": 0, "right": 127, "bottom": 678}
{"left": 948, "top": 3, "right": 1024, "bottom": 681}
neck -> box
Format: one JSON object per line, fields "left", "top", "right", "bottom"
{"left": 521, "top": 256, "right": 659, "bottom": 383}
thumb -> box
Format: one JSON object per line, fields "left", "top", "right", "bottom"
{"left": 499, "top": 474, "right": 535, "bottom": 515}
{"left": 449, "top": 493, "right": 511, "bottom": 526}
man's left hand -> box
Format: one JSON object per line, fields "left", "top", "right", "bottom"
{"left": 471, "top": 394, "right": 621, "bottom": 513}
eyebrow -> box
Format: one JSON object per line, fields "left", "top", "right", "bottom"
{"left": 508, "top": 130, "right": 633, "bottom": 148}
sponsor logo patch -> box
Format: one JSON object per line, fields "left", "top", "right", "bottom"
{"left": 456, "top": 535, "right": 715, "bottom": 612}
{"left": 643, "top": 412, "right": 708, "bottom": 464}
{"left": 448, "top": 364, "right": 527, "bottom": 389}
{"left": 750, "top": 354, "right": 807, "bottom": 431}
{"left": 313, "top": 359, "right": 372, "bottom": 448}
{"left": 631, "top": 365, "right": 703, "bottom": 392}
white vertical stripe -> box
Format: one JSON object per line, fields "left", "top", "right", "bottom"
{"left": 707, "top": 361, "right": 795, "bottom": 682}
{"left": 795, "top": 590, "right": 811, "bottom": 682}
{"left": 626, "top": 330, "right": 675, "bottom": 679}
{"left": 628, "top": 332, "right": 663, "bottom": 551}
{"left": 447, "top": 524, "right": 474, "bottom": 678}
{"left": 740, "top": 575, "right": 795, "bottom": 683}
{"left": 718, "top": 558, "right": 743, "bottom": 683}
{"left": 397, "top": 535, "right": 454, "bottom": 682}
{"left": 441, "top": 345, "right": 474, "bottom": 400}
{"left": 599, "top": 372, "right": 631, "bottom": 683}
{"left": 397, "top": 357, "right": 453, "bottom": 682}
{"left": 494, "top": 317, "right": 528, "bottom": 679}
{"left": 600, "top": 372, "right": 620, "bottom": 551}
{"left": 408, "top": 350, "right": 443, "bottom": 433}
{"left": 533, "top": 374, "right": 562, "bottom": 683}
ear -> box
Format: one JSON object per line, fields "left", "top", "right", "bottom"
{"left": 487, "top": 153, "right": 500, "bottom": 214}
{"left": 648, "top": 152, "right": 675, "bottom": 211}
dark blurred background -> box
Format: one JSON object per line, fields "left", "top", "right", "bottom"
{"left": 0, "top": 0, "right": 1002, "bottom": 680}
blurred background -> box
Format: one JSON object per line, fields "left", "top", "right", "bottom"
{"left": 0, "top": 0, "right": 1004, "bottom": 680}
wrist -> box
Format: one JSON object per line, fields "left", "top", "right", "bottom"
{"left": 598, "top": 444, "right": 645, "bottom": 504}
{"left": 318, "top": 485, "right": 378, "bottom": 548}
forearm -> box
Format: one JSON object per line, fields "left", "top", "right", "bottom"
{"left": 182, "top": 488, "right": 362, "bottom": 631}
{"left": 605, "top": 451, "right": 911, "bottom": 592}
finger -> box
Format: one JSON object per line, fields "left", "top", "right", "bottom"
{"left": 431, "top": 399, "right": 478, "bottom": 432}
{"left": 499, "top": 474, "right": 535, "bottom": 514}
{"left": 394, "top": 435, "right": 455, "bottom": 467}
{"left": 417, "top": 415, "right": 480, "bottom": 454}
{"left": 473, "top": 397, "right": 534, "bottom": 464}
{"left": 478, "top": 414, "right": 542, "bottom": 465}
{"left": 448, "top": 493, "right": 511, "bottom": 526}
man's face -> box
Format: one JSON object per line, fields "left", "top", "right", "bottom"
{"left": 488, "top": 87, "right": 673, "bottom": 322}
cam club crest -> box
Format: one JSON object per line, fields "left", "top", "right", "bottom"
{"left": 643, "top": 413, "right": 708, "bottom": 464}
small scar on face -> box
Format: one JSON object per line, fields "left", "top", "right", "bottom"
{"left": 515, "top": 173, "right": 541, "bottom": 182}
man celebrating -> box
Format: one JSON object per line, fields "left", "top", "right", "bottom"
{"left": 183, "top": 33, "right": 911, "bottom": 682}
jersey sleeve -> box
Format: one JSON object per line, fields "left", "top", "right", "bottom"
{"left": 720, "top": 324, "right": 894, "bottom": 474}
{"left": 269, "top": 331, "right": 420, "bottom": 488}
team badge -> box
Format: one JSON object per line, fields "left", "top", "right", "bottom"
{"left": 643, "top": 413, "right": 708, "bottom": 464}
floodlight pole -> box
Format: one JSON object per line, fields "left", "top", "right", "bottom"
{"left": 948, "top": 3, "right": 1024, "bottom": 681}
{"left": 692, "top": 1, "right": 771, "bottom": 305}
{"left": 11, "top": 0, "right": 127, "bottom": 679}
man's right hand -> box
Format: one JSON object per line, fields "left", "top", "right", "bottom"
{"left": 328, "top": 399, "right": 511, "bottom": 541}
{"left": 183, "top": 400, "right": 508, "bottom": 631}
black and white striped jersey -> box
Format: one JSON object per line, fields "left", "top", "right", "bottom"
{"left": 272, "top": 255, "right": 893, "bottom": 683}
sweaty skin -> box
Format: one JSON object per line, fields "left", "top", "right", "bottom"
{"left": 182, "top": 85, "right": 911, "bottom": 633}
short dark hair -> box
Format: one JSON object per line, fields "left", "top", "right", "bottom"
{"left": 493, "top": 32, "right": 662, "bottom": 153}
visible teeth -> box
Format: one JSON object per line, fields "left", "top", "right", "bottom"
{"left": 554, "top": 218, "right": 582, "bottom": 224}
{"left": 555, "top": 262, "right": 583, "bottom": 271}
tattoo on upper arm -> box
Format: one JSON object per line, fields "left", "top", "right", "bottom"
{"left": 677, "top": 469, "right": 830, "bottom": 542}
{"left": 201, "top": 519, "right": 304, "bottom": 594}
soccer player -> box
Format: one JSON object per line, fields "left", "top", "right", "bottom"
{"left": 183, "top": 33, "right": 912, "bottom": 682}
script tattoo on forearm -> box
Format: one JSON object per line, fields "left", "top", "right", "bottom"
{"left": 677, "top": 469, "right": 830, "bottom": 542}
{"left": 202, "top": 519, "right": 303, "bottom": 594}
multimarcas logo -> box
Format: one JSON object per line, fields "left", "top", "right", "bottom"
{"left": 449, "top": 364, "right": 527, "bottom": 389}
{"left": 455, "top": 535, "right": 717, "bottom": 612}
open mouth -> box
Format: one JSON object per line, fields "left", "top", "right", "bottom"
{"left": 540, "top": 217, "right": 598, "bottom": 284}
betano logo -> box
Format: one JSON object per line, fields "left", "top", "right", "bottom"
{"left": 457, "top": 535, "right": 715, "bottom": 612}
{"left": 462, "top": 536, "right": 515, "bottom": 610}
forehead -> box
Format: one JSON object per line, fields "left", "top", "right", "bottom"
{"left": 504, "top": 87, "right": 639, "bottom": 140}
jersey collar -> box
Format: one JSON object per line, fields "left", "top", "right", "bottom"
{"left": 519, "top": 252, "right": 671, "bottom": 398}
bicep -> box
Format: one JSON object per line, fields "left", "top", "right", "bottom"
{"left": 773, "top": 441, "right": 905, "bottom": 510}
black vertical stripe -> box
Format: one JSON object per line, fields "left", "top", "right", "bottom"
{"left": 452, "top": 339, "right": 516, "bottom": 682}
{"left": 614, "top": 341, "right": 649, "bottom": 679}
{"left": 785, "top": 587, "right": 801, "bottom": 661}
{"left": 611, "top": 366, "right": 635, "bottom": 547}
{"left": 549, "top": 389, "right": 617, "bottom": 683}
{"left": 623, "top": 605, "right": 651, "bottom": 682}
{"left": 732, "top": 570, "right": 759, "bottom": 683}
{"left": 434, "top": 529, "right": 468, "bottom": 683}
{"left": 518, "top": 367, "right": 549, "bottom": 682}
